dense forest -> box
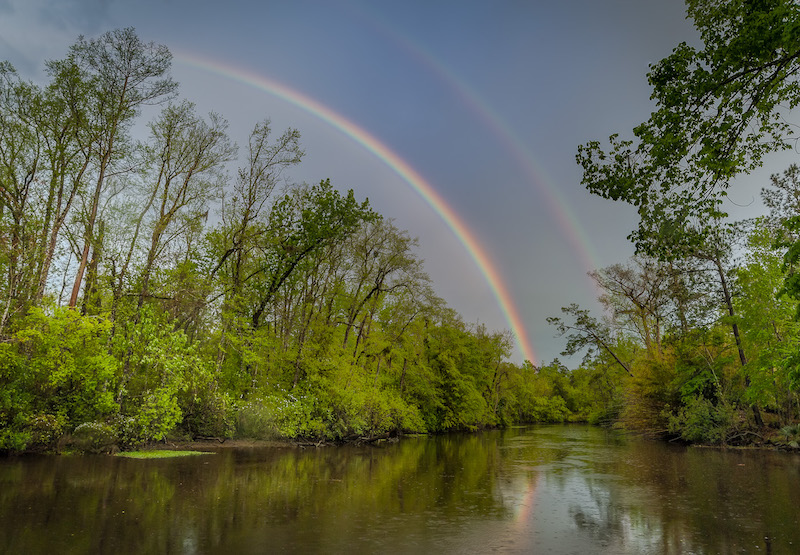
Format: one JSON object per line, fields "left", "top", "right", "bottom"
{"left": 3, "top": 0, "right": 800, "bottom": 453}
{"left": 0, "top": 28, "right": 574, "bottom": 453}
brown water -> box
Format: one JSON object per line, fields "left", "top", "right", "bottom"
{"left": 1, "top": 424, "right": 799, "bottom": 554}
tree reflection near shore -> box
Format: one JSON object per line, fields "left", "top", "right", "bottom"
{"left": 1, "top": 426, "right": 799, "bottom": 554}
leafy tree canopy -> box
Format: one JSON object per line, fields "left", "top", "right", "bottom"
{"left": 577, "top": 0, "right": 800, "bottom": 257}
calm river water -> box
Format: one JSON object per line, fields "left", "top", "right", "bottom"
{"left": 2, "top": 424, "right": 799, "bottom": 554}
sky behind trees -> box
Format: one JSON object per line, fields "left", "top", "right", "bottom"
{"left": 2, "top": 0, "right": 779, "bottom": 364}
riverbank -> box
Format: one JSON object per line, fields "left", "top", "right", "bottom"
{"left": 6, "top": 420, "right": 800, "bottom": 456}
{"left": 132, "top": 423, "right": 800, "bottom": 456}
{"left": 117, "top": 432, "right": 410, "bottom": 455}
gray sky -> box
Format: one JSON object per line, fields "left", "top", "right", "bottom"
{"left": 3, "top": 0, "right": 772, "bottom": 365}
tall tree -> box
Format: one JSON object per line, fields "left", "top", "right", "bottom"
{"left": 589, "top": 256, "right": 672, "bottom": 355}
{"left": 34, "top": 60, "right": 94, "bottom": 305}
{"left": 250, "top": 179, "right": 375, "bottom": 330}
{"left": 64, "top": 28, "right": 177, "bottom": 307}
{"left": 574, "top": 1, "right": 800, "bottom": 427}
{"left": 134, "top": 101, "right": 234, "bottom": 311}
{"left": 0, "top": 64, "right": 42, "bottom": 331}
{"left": 576, "top": 0, "right": 800, "bottom": 257}
{"left": 213, "top": 120, "right": 303, "bottom": 299}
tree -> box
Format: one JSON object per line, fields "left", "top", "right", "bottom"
{"left": 250, "top": 179, "right": 375, "bottom": 330}
{"left": 589, "top": 256, "right": 672, "bottom": 355}
{"left": 574, "top": 1, "right": 800, "bottom": 429}
{"left": 212, "top": 120, "right": 303, "bottom": 299}
{"left": 547, "top": 303, "right": 634, "bottom": 377}
{"left": 63, "top": 28, "right": 178, "bottom": 308}
{"left": 0, "top": 64, "right": 43, "bottom": 331}
{"left": 762, "top": 164, "right": 800, "bottom": 232}
{"left": 134, "top": 101, "right": 234, "bottom": 310}
{"left": 735, "top": 222, "right": 800, "bottom": 421}
{"left": 576, "top": 0, "right": 800, "bottom": 257}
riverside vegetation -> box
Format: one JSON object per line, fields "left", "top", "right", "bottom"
{"left": 4, "top": 1, "right": 800, "bottom": 453}
{"left": 0, "top": 28, "right": 578, "bottom": 453}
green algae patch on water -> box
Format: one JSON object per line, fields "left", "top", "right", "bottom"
{"left": 115, "top": 450, "right": 214, "bottom": 459}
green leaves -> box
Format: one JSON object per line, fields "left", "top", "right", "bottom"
{"left": 579, "top": 0, "right": 800, "bottom": 258}
{"left": 0, "top": 29, "right": 540, "bottom": 451}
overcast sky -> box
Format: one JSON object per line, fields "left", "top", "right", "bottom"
{"left": 2, "top": 0, "right": 780, "bottom": 365}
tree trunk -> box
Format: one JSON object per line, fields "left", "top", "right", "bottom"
{"left": 712, "top": 252, "right": 763, "bottom": 426}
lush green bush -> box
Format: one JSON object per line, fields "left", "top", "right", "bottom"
{"left": 667, "top": 395, "right": 736, "bottom": 444}
{"left": 531, "top": 396, "right": 571, "bottom": 422}
{"left": 112, "top": 306, "right": 221, "bottom": 445}
{"left": 70, "top": 421, "right": 118, "bottom": 453}
{"left": 235, "top": 397, "right": 282, "bottom": 440}
{"left": 0, "top": 307, "right": 119, "bottom": 451}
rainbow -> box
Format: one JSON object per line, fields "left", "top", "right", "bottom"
{"left": 356, "top": 8, "right": 602, "bottom": 275}
{"left": 173, "top": 51, "right": 537, "bottom": 365}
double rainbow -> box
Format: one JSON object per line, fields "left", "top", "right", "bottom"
{"left": 175, "top": 52, "right": 537, "bottom": 365}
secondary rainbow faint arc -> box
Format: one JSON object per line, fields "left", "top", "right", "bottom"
{"left": 354, "top": 8, "right": 602, "bottom": 275}
{"left": 173, "top": 52, "right": 537, "bottom": 364}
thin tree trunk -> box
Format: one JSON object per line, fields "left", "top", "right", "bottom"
{"left": 69, "top": 152, "right": 110, "bottom": 307}
{"left": 399, "top": 358, "right": 408, "bottom": 392}
{"left": 711, "top": 252, "right": 763, "bottom": 426}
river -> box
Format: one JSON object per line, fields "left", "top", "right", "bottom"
{"left": 1, "top": 424, "right": 799, "bottom": 554}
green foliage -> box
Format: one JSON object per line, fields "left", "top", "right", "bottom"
{"left": 235, "top": 398, "right": 283, "bottom": 440}
{"left": 527, "top": 397, "right": 570, "bottom": 423}
{"left": 111, "top": 306, "right": 213, "bottom": 445}
{"left": 24, "top": 413, "right": 67, "bottom": 449}
{"left": 0, "top": 28, "right": 656, "bottom": 453}
{"left": 0, "top": 307, "right": 119, "bottom": 450}
{"left": 778, "top": 423, "right": 800, "bottom": 448}
{"left": 118, "top": 387, "right": 183, "bottom": 446}
{"left": 570, "top": 362, "right": 626, "bottom": 425}
{"left": 578, "top": 0, "right": 800, "bottom": 256}
{"left": 20, "top": 307, "right": 119, "bottom": 423}
{"left": 564, "top": 1, "right": 800, "bottom": 444}
{"left": 70, "top": 421, "right": 118, "bottom": 453}
{"left": 667, "top": 395, "right": 736, "bottom": 445}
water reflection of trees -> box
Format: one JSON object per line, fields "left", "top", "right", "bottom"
{"left": 2, "top": 428, "right": 799, "bottom": 553}
{"left": 533, "top": 430, "right": 798, "bottom": 554}
{"left": 491, "top": 425, "right": 800, "bottom": 554}
{"left": 0, "top": 435, "right": 515, "bottom": 553}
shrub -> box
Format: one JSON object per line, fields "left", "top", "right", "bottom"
{"left": 117, "top": 387, "right": 183, "bottom": 446}
{"left": 71, "top": 421, "right": 118, "bottom": 453}
{"left": 778, "top": 424, "right": 800, "bottom": 448}
{"left": 532, "top": 396, "right": 571, "bottom": 423}
{"left": 25, "top": 413, "right": 67, "bottom": 450}
{"left": 0, "top": 429, "right": 30, "bottom": 452}
{"left": 235, "top": 398, "right": 281, "bottom": 439}
{"left": 668, "top": 395, "right": 735, "bottom": 444}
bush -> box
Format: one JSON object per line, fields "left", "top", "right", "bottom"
{"left": 532, "top": 396, "right": 571, "bottom": 422}
{"left": 235, "top": 398, "right": 282, "bottom": 439}
{"left": 25, "top": 413, "right": 67, "bottom": 449}
{"left": 0, "top": 429, "right": 30, "bottom": 452}
{"left": 180, "top": 390, "right": 234, "bottom": 439}
{"left": 70, "top": 421, "right": 118, "bottom": 453}
{"left": 324, "top": 386, "right": 426, "bottom": 439}
{"left": 668, "top": 395, "right": 735, "bottom": 444}
{"left": 778, "top": 424, "right": 800, "bottom": 448}
{"left": 117, "top": 387, "right": 183, "bottom": 446}
{"left": 587, "top": 403, "right": 621, "bottom": 426}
